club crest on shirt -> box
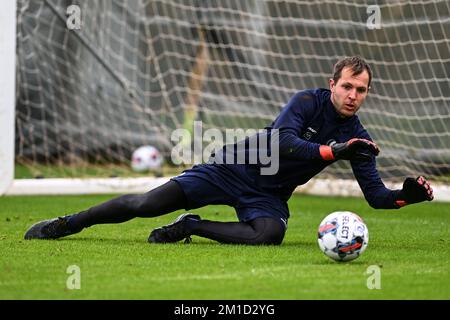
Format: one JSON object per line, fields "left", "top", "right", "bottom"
{"left": 303, "top": 127, "right": 317, "bottom": 140}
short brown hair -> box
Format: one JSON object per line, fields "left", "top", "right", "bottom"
{"left": 333, "top": 56, "right": 373, "bottom": 88}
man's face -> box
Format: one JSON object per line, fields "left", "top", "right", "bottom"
{"left": 329, "top": 67, "right": 370, "bottom": 118}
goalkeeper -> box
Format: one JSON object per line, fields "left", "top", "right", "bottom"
{"left": 24, "top": 56, "right": 434, "bottom": 245}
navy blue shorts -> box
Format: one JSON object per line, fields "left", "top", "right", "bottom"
{"left": 171, "top": 164, "right": 289, "bottom": 230}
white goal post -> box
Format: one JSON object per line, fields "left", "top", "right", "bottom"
{"left": 0, "top": 0, "right": 17, "bottom": 196}
{"left": 3, "top": 0, "right": 450, "bottom": 202}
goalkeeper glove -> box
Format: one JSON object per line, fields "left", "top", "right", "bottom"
{"left": 395, "top": 176, "right": 434, "bottom": 207}
{"left": 319, "top": 138, "right": 380, "bottom": 162}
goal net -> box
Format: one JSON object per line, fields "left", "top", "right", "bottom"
{"left": 9, "top": 0, "right": 450, "bottom": 195}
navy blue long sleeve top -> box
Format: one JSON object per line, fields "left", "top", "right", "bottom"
{"left": 223, "top": 88, "right": 400, "bottom": 209}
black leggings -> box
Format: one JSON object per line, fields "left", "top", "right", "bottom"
{"left": 190, "top": 217, "right": 285, "bottom": 245}
{"left": 71, "top": 181, "right": 286, "bottom": 245}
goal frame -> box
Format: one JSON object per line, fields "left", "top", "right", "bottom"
{"left": 0, "top": 0, "right": 17, "bottom": 196}
{"left": 3, "top": 1, "right": 449, "bottom": 203}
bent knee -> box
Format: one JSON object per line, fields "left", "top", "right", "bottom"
{"left": 249, "top": 217, "right": 286, "bottom": 245}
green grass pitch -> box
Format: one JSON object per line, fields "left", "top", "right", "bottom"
{"left": 0, "top": 193, "right": 449, "bottom": 300}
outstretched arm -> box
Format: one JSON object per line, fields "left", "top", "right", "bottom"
{"left": 394, "top": 176, "right": 434, "bottom": 207}
{"left": 352, "top": 159, "right": 434, "bottom": 209}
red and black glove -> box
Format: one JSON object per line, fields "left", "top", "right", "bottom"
{"left": 395, "top": 176, "right": 434, "bottom": 207}
{"left": 319, "top": 138, "right": 380, "bottom": 162}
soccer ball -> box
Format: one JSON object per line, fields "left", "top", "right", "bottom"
{"left": 131, "top": 145, "right": 163, "bottom": 172}
{"left": 317, "top": 211, "right": 369, "bottom": 262}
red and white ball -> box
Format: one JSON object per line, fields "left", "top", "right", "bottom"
{"left": 318, "top": 211, "right": 369, "bottom": 262}
{"left": 131, "top": 145, "right": 163, "bottom": 172}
